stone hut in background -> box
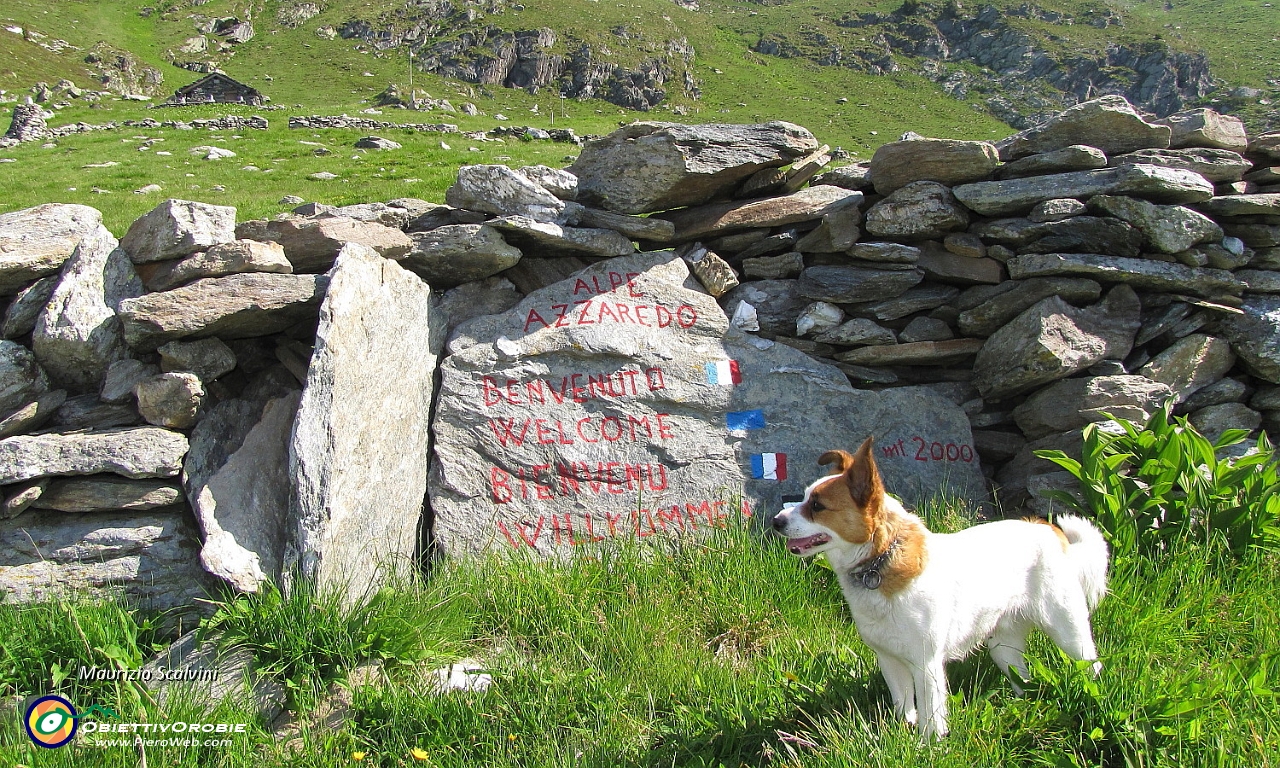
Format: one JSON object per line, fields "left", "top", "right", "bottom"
{"left": 165, "top": 72, "right": 266, "bottom": 107}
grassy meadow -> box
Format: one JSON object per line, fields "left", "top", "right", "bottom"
{"left": 1, "top": 503, "right": 1277, "bottom": 767}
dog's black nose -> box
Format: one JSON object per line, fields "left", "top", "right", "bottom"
{"left": 771, "top": 511, "right": 787, "bottom": 532}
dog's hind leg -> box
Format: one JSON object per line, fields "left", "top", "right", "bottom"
{"left": 988, "top": 618, "right": 1032, "bottom": 695}
{"left": 876, "top": 653, "right": 918, "bottom": 726}
{"left": 912, "top": 658, "right": 950, "bottom": 739}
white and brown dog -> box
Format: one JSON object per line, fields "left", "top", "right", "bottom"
{"left": 771, "top": 438, "right": 1109, "bottom": 739}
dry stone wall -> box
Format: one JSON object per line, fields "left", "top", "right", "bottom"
{"left": 5, "top": 95, "right": 1280, "bottom": 612}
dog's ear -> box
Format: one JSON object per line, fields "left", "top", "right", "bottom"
{"left": 818, "top": 450, "right": 854, "bottom": 475}
{"left": 846, "top": 437, "right": 885, "bottom": 508}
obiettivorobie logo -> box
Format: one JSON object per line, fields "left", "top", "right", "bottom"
{"left": 24, "top": 695, "right": 120, "bottom": 749}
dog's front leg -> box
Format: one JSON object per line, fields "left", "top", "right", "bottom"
{"left": 876, "top": 653, "right": 917, "bottom": 726}
{"left": 913, "top": 659, "right": 950, "bottom": 739}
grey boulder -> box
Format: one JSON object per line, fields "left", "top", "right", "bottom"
{"left": 121, "top": 199, "right": 237, "bottom": 264}
{"left": 0, "top": 203, "right": 104, "bottom": 295}
{"left": 864, "top": 181, "right": 969, "bottom": 240}
{"left": 445, "top": 164, "right": 567, "bottom": 223}
{"left": 570, "top": 121, "right": 819, "bottom": 214}
{"left": 402, "top": 225, "right": 522, "bottom": 287}
{"left": 32, "top": 225, "right": 143, "bottom": 393}
{"left": 997, "top": 95, "right": 1171, "bottom": 159}
{"left": 972, "top": 286, "right": 1141, "bottom": 400}
{"left": 868, "top": 138, "right": 999, "bottom": 194}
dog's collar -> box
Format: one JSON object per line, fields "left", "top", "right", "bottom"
{"left": 848, "top": 537, "right": 901, "bottom": 590}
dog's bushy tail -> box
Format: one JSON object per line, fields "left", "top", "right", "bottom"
{"left": 1056, "top": 515, "right": 1109, "bottom": 611}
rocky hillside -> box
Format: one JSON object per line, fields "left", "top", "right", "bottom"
{"left": 2, "top": 0, "right": 1279, "bottom": 130}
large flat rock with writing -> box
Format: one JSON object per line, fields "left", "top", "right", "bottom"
{"left": 431, "top": 252, "right": 988, "bottom": 557}
{"left": 570, "top": 122, "right": 819, "bottom": 214}
{"left": 0, "top": 203, "right": 104, "bottom": 295}
{"left": 289, "top": 244, "right": 437, "bottom": 605}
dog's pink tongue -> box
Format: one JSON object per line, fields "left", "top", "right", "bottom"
{"left": 788, "top": 534, "right": 825, "bottom": 554}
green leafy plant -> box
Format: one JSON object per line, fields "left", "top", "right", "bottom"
{"left": 1035, "top": 402, "right": 1280, "bottom": 558}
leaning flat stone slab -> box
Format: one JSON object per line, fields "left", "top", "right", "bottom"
{"left": 953, "top": 164, "right": 1215, "bottom": 217}
{"left": 1, "top": 275, "right": 57, "bottom": 339}
{"left": 653, "top": 186, "right": 863, "bottom": 242}
{"left": 118, "top": 273, "right": 328, "bottom": 351}
{"left": 31, "top": 476, "right": 183, "bottom": 513}
{"left": 489, "top": 216, "right": 635, "bottom": 259}
{"left": 0, "top": 389, "right": 65, "bottom": 439}
{"left": 142, "top": 240, "right": 292, "bottom": 292}
{"left": 570, "top": 121, "right": 819, "bottom": 214}
{"left": 849, "top": 284, "right": 960, "bottom": 321}
{"left": 120, "top": 199, "right": 237, "bottom": 264}
{"left": 915, "top": 249, "right": 1004, "bottom": 285}
{"left": 192, "top": 392, "right": 299, "bottom": 594}
{"left": 834, "top": 339, "right": 983, "bottom": 367}
{"left": 435, "top": 251, "right": 988, "bottom": 557}
{"left": 797, "top": 265, "right": 924, "bottom": 303}
{"left": 997, "top": 95, "right": 1171, "bottom": 160}
{"left": 289, "top": 244, "right": 438, "bottom": 605}
{"left": 0, "top": 509, "right": 215, "bottom": 614}
{"left": 0, "top": 426, "right": 189, "bottom": 485}
{"left": 1006, "top": 253, "right": 1244, "bottom": 298}
{"left": 993, "top": 145, "right": 1108, "bottom": 180}
{"left": 1137, "top": 334, "right": 1235, "bottom": 403}
{"left": 0, "top": 203, "right": 103, "bottom": 296}
{"left": 1197, "top": 194, "right": 1280, "bottom": 217}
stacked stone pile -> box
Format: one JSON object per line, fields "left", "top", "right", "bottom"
{"left": 6, "top": 95, "right": 1280, "bottom": 615}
